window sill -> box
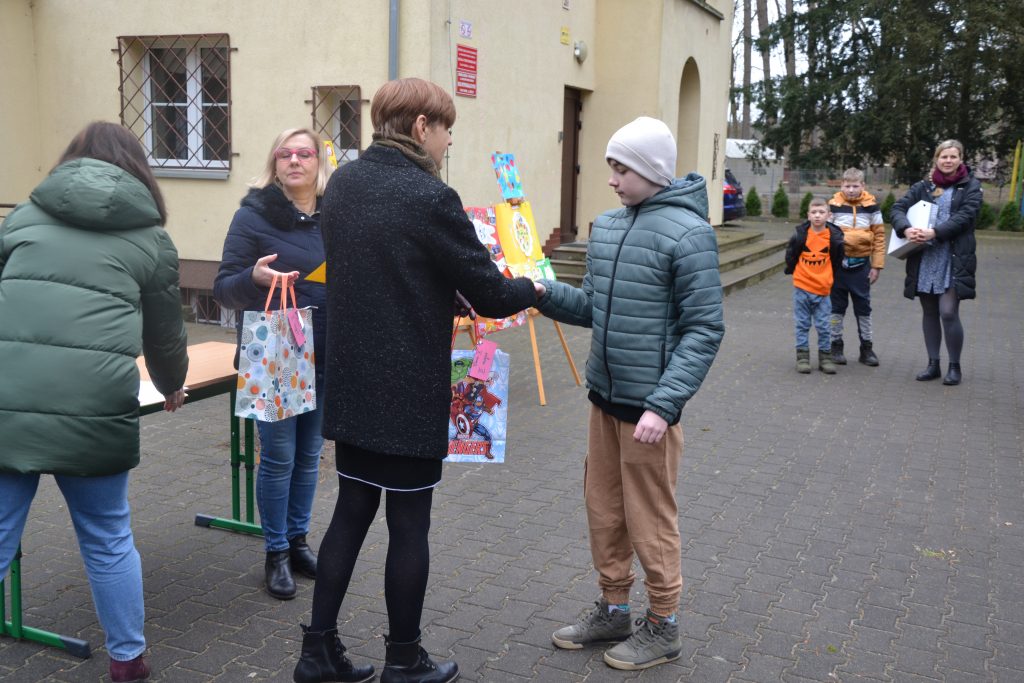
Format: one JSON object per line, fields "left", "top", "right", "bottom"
{"left": 152, "top": 167, "right": 230, "bottom": 180}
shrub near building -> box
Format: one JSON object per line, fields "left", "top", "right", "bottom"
{"left": 772, "top": 183, "right": 789, "bottom": 218}
{"left": 746, "top": 187, "right": 762, "bottom": 216}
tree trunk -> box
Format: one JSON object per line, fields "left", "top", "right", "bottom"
{"left": 756, "top": 0, "right": 773, "bottom": 125}
{"left": 742, "top": 0, "right": 752, "bottom": 137}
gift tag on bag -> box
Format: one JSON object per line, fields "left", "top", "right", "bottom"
{"left": 287, "top": 308, "right": 306, "bottom": 346}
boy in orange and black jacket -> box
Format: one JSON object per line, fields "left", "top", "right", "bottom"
{"left": 785, "top": 197, "right": 845, "bottom": 374}
{"left": 828, "top": 167, "right": 885, "bottom": 366}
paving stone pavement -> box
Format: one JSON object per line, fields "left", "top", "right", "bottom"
{"left": 2, "top": 230, "right": 1022, "bottom": 682}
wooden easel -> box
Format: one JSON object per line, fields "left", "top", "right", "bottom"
{"left": 454, "top": 311, "right": 581, "bottom": 406}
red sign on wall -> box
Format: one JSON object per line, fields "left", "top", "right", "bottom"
{"left": 455, "top": 44, "right": 477, "bottom": 98}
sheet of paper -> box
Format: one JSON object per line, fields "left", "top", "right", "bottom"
{"left": 138, "top": 380, "right": 166, "bottom": 407}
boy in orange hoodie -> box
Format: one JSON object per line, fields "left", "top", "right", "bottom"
{"left": 828, "top": 168, "right": 884, "bottom": 366}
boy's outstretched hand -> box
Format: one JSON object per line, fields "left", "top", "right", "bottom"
{"left": 634, "top": 410, "right": 668, "bottom": 443}
{"left": 534, "top": 281, "right": 546, "bottom": 298}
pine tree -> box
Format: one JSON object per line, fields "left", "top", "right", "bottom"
{"left": 772, "top": 184, "right": 790, "bottom": 218}
{"left": 746, "top": 187, "right": 762, "bottom": 216}
{"left": 799, "top": 192, "right": 813, "bottom": 218}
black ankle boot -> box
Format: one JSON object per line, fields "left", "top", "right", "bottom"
{"left": 916, "top": 359, "right": 941, "bottom": 381}
{"left": 289, "top": 535, "right": 318, "bottom": 579}
{"left": 293, "top": 624, "right": 374, "bottom": 683}
{"left": 265, "top": 550, "right": 296, "bottom": 600}
{"left": 381, "top": 635, "right": 459, "bottom": 683}
{"left": 831, "top": 340, "right": 847, "bottom": 365}
{"left": 858, "top": 341, "right": 879, "bottom": 366}
{"left": 943, "top": 362, "right": 962, "bottom": 386}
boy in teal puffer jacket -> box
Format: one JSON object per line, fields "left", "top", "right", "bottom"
{"left": 535, "top": 116, "right": 724, "bottom": 671}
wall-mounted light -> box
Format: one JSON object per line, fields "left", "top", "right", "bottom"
{"left": 573, "top": 40, "right": 588, "bottom": 64}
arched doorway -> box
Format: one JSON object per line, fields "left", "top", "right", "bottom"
{"left": 676, "top": 59, "right": 701, "bottom": 175}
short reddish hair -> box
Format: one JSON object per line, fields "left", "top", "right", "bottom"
{"left": 371, "top": 78, "right": 456, "bottom": 137}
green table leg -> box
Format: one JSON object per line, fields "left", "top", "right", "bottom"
{"left": 1, "top": 546, "right": 91, "bottom": 658}
{"left": 194, "top": 389, "right": 262, "bottom": 536}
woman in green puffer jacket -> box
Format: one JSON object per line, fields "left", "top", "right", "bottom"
{"left": 0, "top": 122, "right": 188, "bottom": 682}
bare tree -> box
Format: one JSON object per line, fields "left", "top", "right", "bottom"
{"left": 742, "top": 0, "right": 752, "bottom": 136}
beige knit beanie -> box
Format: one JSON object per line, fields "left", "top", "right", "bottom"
{"left": 605, "top": 117, "right": 677, "bottom": 187}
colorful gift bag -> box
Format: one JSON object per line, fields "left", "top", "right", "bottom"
{"left": 446, "top": 345, "right": 511, "bottom": 463}
{"left": 235, "top": 275, "right": 316, "bottom": 422}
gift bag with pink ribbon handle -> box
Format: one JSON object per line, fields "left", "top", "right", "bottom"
{"left": 235, "top": 274, "right": 316, "bottom": 422}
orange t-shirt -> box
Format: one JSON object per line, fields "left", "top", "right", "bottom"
{"left": 792, "top": 227, "right": 833, "bottom": 296}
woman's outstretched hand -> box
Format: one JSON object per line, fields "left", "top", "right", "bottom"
{"left": 252, "top": 254, "right": 299, "bottom": 287}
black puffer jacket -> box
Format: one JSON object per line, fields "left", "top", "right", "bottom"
{"left": 320, "top": 144, "right": 535, "bottom": 459}
{"left": 784, "top": 221, "right": 845, "bottom": 277}
{"left": 890, "top": 172, "right": 981, "bottom": 300}
{"left": 213, "top": 184, "right": 327, "bottom": 368}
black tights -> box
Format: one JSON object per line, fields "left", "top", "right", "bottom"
{"left": 309, "top": 476, "right": 433, "bottom": 643}
{"left": 919, "top": 289, "right": 964, "bottom": 364}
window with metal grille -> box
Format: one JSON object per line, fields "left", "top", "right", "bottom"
{"left": 311, "top": 86, "right": 362, "bottom": 165}
{"left": 118, "top": 35, "right": 231, "bottom": 177}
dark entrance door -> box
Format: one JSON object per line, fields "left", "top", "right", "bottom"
{"left": 560, "top": 87, "right": 582, "bottom": 244}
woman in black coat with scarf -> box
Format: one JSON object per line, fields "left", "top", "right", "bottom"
{"left": 292, "top": 79, "right": 536, "bottom": 683}
{"left": 891, "top": 139, "right": 982, "bottom": 386}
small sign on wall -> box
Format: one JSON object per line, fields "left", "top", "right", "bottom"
{"left": 459, "top": 20, "right": 472, "bottom": 38}
{"left": 560, "top": 27, "right": 570, "bottom": 45}
{"left": 456, "top": 44, "right": 477, "bottom": 98}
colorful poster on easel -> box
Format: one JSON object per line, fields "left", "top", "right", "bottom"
{"left": 493, "top": 201, "right": 555, "bottom": 281}
{"left": 464, "top": 206, "right": 527, "bottom": 336}
{"left": 492, "top": 153, "right": 524, "bottom": 201}
{"left": 447, "top": 348, "right": 510, "bottom": 463}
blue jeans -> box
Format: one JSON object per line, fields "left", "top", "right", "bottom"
{"left": 0, "top": 471, "right": 145, "bottom": 661}
{"left": 794, "top": 287, "right": 832, "bottom": 351}
{"left": 256, "top": 378, "right": 323, "bottom": 552}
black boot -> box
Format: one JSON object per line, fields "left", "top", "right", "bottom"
{"left": 293, "top": 624, "right": 374, "bottom": 683}
{"left": 289, "top": 535, "right": 318, "bottom": 579}
{"left": 381, "top": 635, "right": 459, "bottom": 683}
{"left": 831, "top": 340, "right": 847, "bottom": 365}
{"left": 265, "top": 550, "right": 296, "bottom": 600}
{"left": 943, "top": 362, "right": 962, "bottom": 386}
{"left": 916, "top": 359, "right": 941, "bottom": 381}
{"left": 858, "top": 341, "right": 879, "bottom": 366}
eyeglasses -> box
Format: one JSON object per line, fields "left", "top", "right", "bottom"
{"left": 275, "top": 147, "right": 318, "bottom": 161}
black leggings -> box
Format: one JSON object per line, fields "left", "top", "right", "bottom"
{"left": 919, "top": 288, "right": 964, "bottom": 364}
{"left": 310, "top": 476, "right": 433, "bottom": 642}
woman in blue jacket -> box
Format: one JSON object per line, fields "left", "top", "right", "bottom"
{"left": 214, "top": 128, "right": 332, "bottom": 599}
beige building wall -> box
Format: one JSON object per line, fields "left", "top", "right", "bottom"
{"left": 4, "top": 0, "right": 733, "bottom": 288}
{"left": 0, "top": 0, "right": 43, "bottom": 203}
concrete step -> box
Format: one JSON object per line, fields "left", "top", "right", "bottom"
{"left": 716, "top": 228, "right": 766, "bottom": 253}
{"left": 720, "top": 252, "right": 787, "bottom": 296}
{"left": 718, "top": 238, "right": 787, "bottom": 274}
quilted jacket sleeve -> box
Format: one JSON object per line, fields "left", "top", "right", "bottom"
{"left": 213, "top": 208, "right": 265, "bottom": 311}
{"left": 140, "top": 229, "right": 189, "bottom": 395}
{"left": 934, "top": 178, "right": 982, "bottom": 243}
{"left": 890, "top": 182, "right": 928, "bottom": 237}
{"left": 643, "top": 225, "right": 724, "bottom": 422}
{"left": 535, "top": 247, "right": 595, "bottom": 328}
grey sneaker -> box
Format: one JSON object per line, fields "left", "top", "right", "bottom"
{"left": 552, "top": 599, "right": 632, "bottom": 650}
{"left": 603, "top": 609, "right": 682, "bottom": 670}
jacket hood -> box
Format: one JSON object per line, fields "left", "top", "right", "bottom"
{"left": 641, "top": 172, "right": 709, "bottom": 220}
{"left": 830, "top": 188, "right": 878, "bottom": 206}
{"left": 30, "top": 158, "right": 161, "bottom": 231}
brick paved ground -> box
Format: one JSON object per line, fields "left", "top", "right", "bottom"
{"left": 2, "top": 229, "right": 1022, "bottom": 682}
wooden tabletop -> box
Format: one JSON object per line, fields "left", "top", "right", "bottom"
{"left": 137, "top": 341, "right": 237, "bottom": 391}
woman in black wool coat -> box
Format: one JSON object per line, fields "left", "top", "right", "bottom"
{"left": 891, "top": 139, "right": 981, "bottom": 387}
{"left": 293, "top": 78, "right": 536, "bottom": 683}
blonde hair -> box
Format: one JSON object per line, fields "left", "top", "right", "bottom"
{"left": 932, "top": 139, "right": 964, "bottom": 167}
{"left": 250, "top": 128, "right": 334, "bottom": 196}
{"left": 841, "top": 168, "right": 864, "bottom": 183}
{"left": 808, "top": 197, "right": 828, "bottom": 209}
